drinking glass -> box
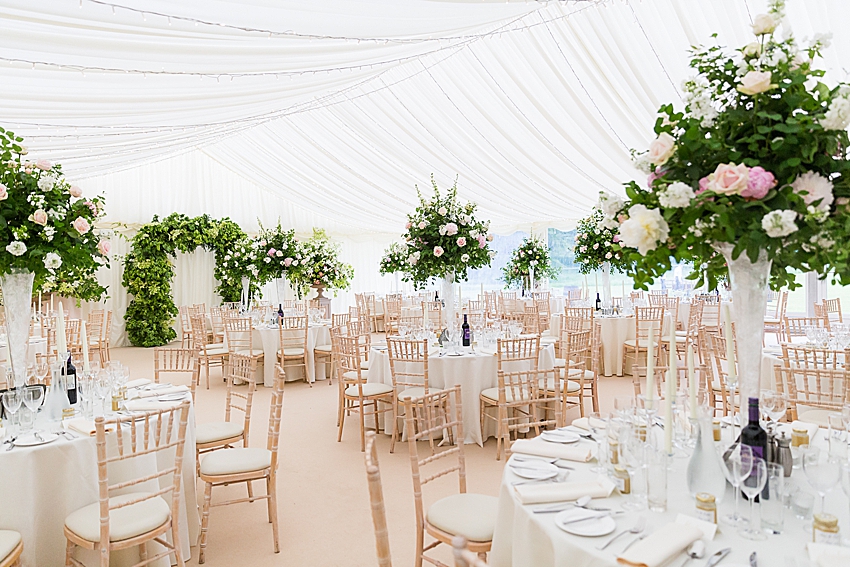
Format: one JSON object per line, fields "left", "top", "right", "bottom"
{"left": 2, "top": 389, "right": 23, "bottom": 435}
{"left": 739, "top": 457, "right": 767, "bottom": 540}
{"left": 646, "top": 444, "right": 668, "bottom": 512}
{"left": 721, "top": 443, "right": 753, "bottom": 526}
{"left": 768, "top": 393, "right": 787, "bottom": 426}
{"left": 619, "top": 424, "right": 647, "bottom": 511}
{"left": 827, "top": 413, "right": 847, "bottom": 460}
{"left": 22, "top": 386, "right": 43, "bottom": 422}
{"left": 94, "top": 370, "right": 112, "bottom": 416}
{"left": 803, "top": 446, "right": 841, "bottom": 515}
{"left": 761, "top": 462, "right": 785, "bottom": 534}
{"left": 586, "top": 412, "right": 607, "bottom": 473}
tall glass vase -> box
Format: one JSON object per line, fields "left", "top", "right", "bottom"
{"left": 601, "top": 261, "right": 612, "bottom": 306}
{"left": 0, "top": 269, "right": 35, "bottom": 388}
{"left": 713, "top": 243, "right": 771, "bottom": 412}
{"left": 441, "top": 272, "right": 456, "bottom": 331}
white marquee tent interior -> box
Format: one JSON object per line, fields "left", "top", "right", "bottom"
{"left": 2, "top": 0, "right": 849, "bottom": 345}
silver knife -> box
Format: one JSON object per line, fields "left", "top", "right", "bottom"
{"left": 749, "top": 552, "right": 757, "bottom": 567}
{"left": 706, "top": 548, "right": 732, "bottom": 567}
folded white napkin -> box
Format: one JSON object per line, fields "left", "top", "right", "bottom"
{"left": 510, "top": 438, "right": 594, "bottom": 462}
{"left": 135, "top": 385, "right": 189, "bottom": 399}
{"left": 123, "top": 399, "right": 183, "bottom": 412}
{"left": 776, "top": 420, "right": 820, "bottom": 440}
{"left": 64, "top": 418, "right": 113, "bottom": 436}
{"left": 617, "top": 523, "right": 702, "bottom": 567}
{"left": 571, "top": 417, "right": 590, "bottom": 431}
{"left": 808, "top": 543, "right": 850, "bottom": 567}
{"left": 125, "top": 378, "right": 151, "bottom": 389}
{"left": 514, "top": 478, "right": 615, "bottom": 505}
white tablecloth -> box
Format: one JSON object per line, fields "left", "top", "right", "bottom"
{"left": 366, "top": 342, "right": 555, "bottom": 445}
{"left": 490, "top": 425, "right": 841, "bottom": 567}
{"left": 0, "top": 336, "right": 47, "bottom": 367}
{"left": 252, "top": 324, "right": 331, "bottom": 386}
{"left": 0, "top": 404, "right": 199, "bottom": 567}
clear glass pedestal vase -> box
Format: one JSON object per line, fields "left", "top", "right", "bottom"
{"left": 441, "top": 273, "right": 456, "bottom": 331}
{"left": 601, "top": 261, "right": 612, "bottom": 307}
{"left": 0, "top": 269, "right": 35, "bottom": 388}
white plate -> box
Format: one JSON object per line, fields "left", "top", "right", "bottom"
{"left": 508, "top": 459, "right": 558, "bottom": 480}
{"left": 554, "top": 509, "right": 616, "bottom": 537}
{"left": 541, "top": 430, "right": 580, "bottom": 444}
{"left": 14, "top": 431, "right": 60, "bottom": 447}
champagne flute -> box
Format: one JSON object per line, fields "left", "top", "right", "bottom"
{"left": 721, "top": 443, "right": 753, "bottom": 526}
{"left": 739, "top": 457, "right": 768, "bottom": 540}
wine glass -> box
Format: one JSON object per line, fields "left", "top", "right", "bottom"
{"left": 618, "top": 422, "right": 647, "bottom": 511}
{"left": 2, "top": 389, "right": 23, "bottom": 435}
{"left": 739, "top": 457, "right": 768, "bottom": 540}
{"left": 720, "top": 443, "right": 753, "bottom": 526}
{"left": 759, "top": 391, "right": 776, "bottom": 425}
{"left": 803, "top": 446, "right": 841, "bottom": 515}
{"left": 587, "top": 412, "right": 607, "bottom": 473}
{"left": 22, "top": 386, "right": 44, "bottom": 431}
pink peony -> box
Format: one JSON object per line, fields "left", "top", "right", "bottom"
{"left": 69, "top": 185, "right": 83, "bottom": 198}
{"left": 613, "top": 235, "right": 620, "bottom": 243}
{"left": 97, "top": 239, "right": 111, "bottom": 255}
{"left": 457, "top": 237, "right": 466, "bottom": 247}
{"left": 29, "top": 209, "right": 47, "bottom": 225}
{"left": 741, "top": 166, "right": 776, "bottom": 199}
{"left": 0, "top": 184, "right": 7, "bottom": 200}
{"left": 35, "top": 159, "right": 52, "bottom": 171}
{"left": 433, "top": 246, "right": 444, "bottom": 257}
{"left": 267, "top": 248, "right": 276, "bottom": 257}
{"left": 72, "top": 216, "right": 90, "bottom": 235}
{"left": 284, "top": 258, "right": 293, "bottom": 267}
{"left": 706, "top": 163, "right": 749, "bottom": 195}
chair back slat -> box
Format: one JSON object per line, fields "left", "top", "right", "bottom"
{"left": 364, "top": 431, "right": 392, "bottom": 567}
{"left": 387, "top": 338, "right": 430, "bottom": 393}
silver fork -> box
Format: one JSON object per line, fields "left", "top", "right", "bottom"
{"left": 597, "top": 517, "right": 646, "bottom": 550}
{"left": 620, "top": 531, "right": 648, "bottom": 553}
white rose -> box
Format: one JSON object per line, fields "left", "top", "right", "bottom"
{"left": 438, "top": 207, "right": 447, "bottom": 216}
{"left": 752, "top": 13, "right": 777, "bottom": 35}
{"left": 618, "top": 204, "right": 669, "bottom": 255}
{"left": 43, "top": 252, "right": 62, "bottom": 269}
{"left": 276, "top": 250, "right": 283, "bottom": 257}
{"left": 647, "top": 132, "right": 675, "bottom": 166}
{"left": 461, "top": 253, "right": 470, "bottom": 263}
{"left": 5, "top": 241, "right": 26, "bottom": 257}
{"left": 762, "top": 210, "right": 798, "bottom": 238}
{"left": 820, "top": 96, "right": 850, "bottom": 131}
{"left": 658, "top": 182, "right": 695, "bottom": 209}
{"left": 791, "top": 171, "right": 834, "bottom": 211}
{"left": 742, "top": 42, "right": 762, "bottom": 58}
{"left": 737, "top": 70, "right": 773, "bottom": 96}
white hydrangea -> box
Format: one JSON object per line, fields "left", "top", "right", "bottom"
{"left": 600, "top": 216, "right": 619, "bottom": 230}
{"left": 43, "top": 252, "right": 62, "bottom": 269}
{"left": 762, "top": 210, "right": 798, "bottom": 238}
{"left": 820, "top": 91, "right": 850, "bottom": 131}
{"left": 682, "top": 76, "right": 720, "bottom": 127}
{"left": 658, "top": 182, "right": 695, "bottom": 209}
{"left": 37, "top": 174, "right": 57, "bottom": 192}
{"left": 6, "top": 241, "right": 26, "bottom": 256}
{"left": 632, "top": 152, "right": 653, "bottom": 174}
{"left": 598, "top": 191, "right": 624, "bottom": 217}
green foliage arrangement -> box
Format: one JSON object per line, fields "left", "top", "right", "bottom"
{"left": 502, "top": 236, "right": 559, "bottom": 289}
{"left": 572, "top": 206, "right": 628, "bottom": 275}
{"left": 255, "top": 223, "right": 298, "bottom": 282}
{"left": 379, "top": 242, "right": 408, "bottom": 276}
{"left": 604, "top": 1, "right": 850, "bottom": 291}
{"left": 400, "top": 175, "right": 494, "bottom": 288}
{"left": 287, "top": 229, "right": 353, "bottom": 298}
{"left": 0, "top": 128, "right": 108, "bottom": 293}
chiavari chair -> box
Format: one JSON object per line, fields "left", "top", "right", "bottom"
{"left": 99, "top": 310, "right": 113, "bottom": 363}
{"left": 521, "top": 305, "right": 541, "bottom": 336}
{"left": 824, "top": 297, "right": 843, "bottom": 326}
{"left": 452, "top": 537, "right": 490, "bottom": 567}
{"left": 337, "top": 334, "right": 393, "bottom": 452}
{"left": 423, "top": 301, "right": 443, "bottom": 334}
{"left": 562, "top": 307, "right": 594, "bottom": 332}
{"left": 481, "top": 336, "right": 560, "bottom": 460}
{"left": 383, "top": 298, "right": 402, "bottom": 336}
{"left": 224, "top": 317, "right": 264, "bottom": 375}
{"left": 547, "top": 329, "right": 592, "bottom": 418}
{"left": 774, "top": 360, "right": 849, "bottom": 425}
{"left": 404, "top": 386, "right": 497, "bottom": 566}
{"left": 198, "top": 366, "right": 285, "bottom": 563}
{"left": 86, "top": 311, "right": 105, "bottom": 365}
{"left": 623, "top": 307, "right": 665, "bottom": 380}
{"left": 308, "top": 299, "right": 331, "bottom": 320}
{"left": 153, "top": 347, "right": 199, "bottom": 402}
{"left": 784, "top": 315, "right": 828, "bottom": 343}
{"left": 64, "top": 402, "right": 191, "bottom": 567}
{"left": 705, "top": 332, "right": 737, "bottom": 416}
{"left": 208, "top": 307, "right": 226, "bottom": 344}
{"left": 467, "top": 300, "right": 484, "bottom": 312}
{"left": 278, "top": 315, "right": 310, "bottom": 386}
{"left": 567, "top": 288, "right": 583, "bottom": 302}
{"left": 764, "top": 291, "right": 788, "bottom": 342}
{"left": 0, "top": 531, "right": 22, "bottom": 567}
{"left": 191, "top": 314, "right": 228, "bottom": 389}
{"left": 629, "top": 291, "right": 644, "bottom": 302}
{"left": 178, "top": 306, "right": 193, "bottom": 348}
{"left": 363, "top": 431, "right": 392, "bottom": 567}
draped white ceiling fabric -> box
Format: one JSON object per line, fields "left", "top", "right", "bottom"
{"left": 1, "top": 0, "right": 849, "bottom": 236}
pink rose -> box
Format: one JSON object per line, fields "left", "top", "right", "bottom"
{"left": 741, "top": 166, "right": 776, "bottom": 199}
{"left": 697, "top": 176, "right": 710, "bottom": 195}
{"left": 477, "top": 235, "right": 486, "bottom": 248}
{"left": 405, "top": 222, "right": 412, "bottom": 229}
{"left": 457, "top": 237, "right": 466, "bottom": 247}
{"left": 418, "top": 221, "right": 426, "bottom": 230}
{"left": 267, "top": 248, "right": 276, "bottom": 257}
{"left": 444, "top": 223, "right": 458, "bottom": 236}
{"left": 84, "top": 201, "right": 98, "bottom": 216}
{"left": 35, "top": 159, "right": 52, "bottom": 171}
{"left": 706, "top": 163, "right": 749, "bottom": 195}
{"left": 284, "top": 258, "right": 293, "bottom": 267}
{"left": 72, "top": 216, "right": 90, "bottom": 235}
{"left": 433, "top": 246, "right": 444, "bottom": 257}
{"left": 29, "top": 209, "right": 47, "bottom": 225}
{"left": 613, "top": 235, "right": 620, "bottom": 243}
{"left": 646, "top": 167, "right": 666, "bottom": 188}
{"left": 647, "top": 132, "right": 675, "bottom": 166}
{"left": 97, "top": 239, "right": 111, "bottom": 255}
{"left": 0, "top": 184, "right": 7, "bottom": 200}
{"left": 69, "top": 185, "right": 83, "bottom": 198}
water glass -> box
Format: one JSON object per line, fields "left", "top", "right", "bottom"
{"left": 2, "top": 389, "right": 23, "bottom": 435}
{"left": 803, "top": 446, "right": 841, "bottom": 514}
{"left": 791, "top": 491, "right": 814, "bottom": 520}
{"left": 646, "top": 445, "right": 668, "bottom": 512}
{"left": 761, "top": 462, "right": 785, "bottom": 533}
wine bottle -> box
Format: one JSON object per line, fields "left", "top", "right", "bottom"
{"left": 64, "top": 353, "right": 77, "bottom": 405}
{"left": 278, "top": 304, "right": 284, "bottom": 320}
{"left": 595, "top": 293, "right": 602, "bottom": 311}
{"left": 741, "top": 396, "right": 769, "bottom": 501}
{"left": 462, "top": 314, "right": 470, "bottom": 347}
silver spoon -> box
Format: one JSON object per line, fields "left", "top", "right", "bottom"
{"left": 597, "top": 517, "right": 646, "bottom": 550}
{"left": 534, "top": 495, "right": 593, "bottom": 514}
{"left": 678, "top": 540, "right": 705, "bottom": 567}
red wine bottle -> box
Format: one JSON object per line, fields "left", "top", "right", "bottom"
{"left": 462, "top": 314, "right": 470, "bottom": 347}
{"left": 64, "top": 353, "right": 77, "bottom": 405}
{"left": 741, "top": 396, "right": 768, "bottom": 501}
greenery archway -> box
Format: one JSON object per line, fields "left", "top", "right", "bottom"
{"left": 123, "top": 213, "right": 256, "bottom": 347}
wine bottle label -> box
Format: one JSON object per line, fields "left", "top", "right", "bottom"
{"left": 66, "top": 372, "right": 76, "bottom": 390}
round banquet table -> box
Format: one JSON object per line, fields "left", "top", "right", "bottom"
{"left": 490, "top": 423, "right": 845, "bottom": 567}
{"left": 0, "top": 336, "right": 47, "bottom": 368}
{"left": 247, "top": 323, "right": 332, "bottom": 386}
{"left": 366, "top": 341, "right": 555, "bottom": 446}
{"left": 0, "top": 402, "right": 199, "bottom": 567}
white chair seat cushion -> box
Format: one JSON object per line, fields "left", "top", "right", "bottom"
{"left": 279, "top": 348, "right": 305, "bottom": 357}
{"left": 554, "top": 358, "right": 566, "bottom": 368}
{"left": 661, "top": 336, "right": 687, "bottom": 344}
{"left": 398, "top": 386, "right": 443, "bottom": 400}
{"left": 426, "top": 493, "right": 498, "bottom": 543}
{"left": 235, "top": 348, "right": 265, "bottom": 357}
{"left": 65, "top": 492, "right": 170, "bottom": 543}
{"left": 566, "top": 369, "right": 595, "bottom": 381}
{"left": 540, "top": 336, "right": 558, "bottom": 345}
{"left": 342, "top": 370, "right": 360, "bottom": 382}
{"left": 207, "top": 342, "right": 225, "bottom": 350}
{"left": 540, "top": 378, "right": 582, "bottom": 393}
{"left": 345, "top": 382, "right": 393, "bottom": 398}
{"left": 201, "top": 447, "right": 272, "bottom": 476}
{"left": 0, "top": 530, "right": 21, "bottom": 561}
{"left": 204, "top": 346, "right": 228, "bottom": 356}
{"left": 797, "top": 407, "right": 832, "bottom": 428}
{"left": 480, "top": 387, "right": 530, "bottom": 403}
{"left": 360, "top": 360, "right": 371, "bottom": 371}
{"left": 314, "top": 344, "right": 333, "bottom": 353}
{"left": 195, "top": 421, "right": 244, "bottom": 445}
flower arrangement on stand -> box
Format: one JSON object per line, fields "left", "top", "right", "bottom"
{"left": 255, "top": 222, "right": 298, "bottom": 283}
{"left": 288, "top": 229, "right": 353, "bottom": 298}
{"left": 502, "top": 236, "right": 559, "bottom": 292}
{"left": 601, "top": 0, "right": 850, "bottom": 410}
{"left": 379, "top": 242, "right": 409, "bottom": 276}
{"left": 0, "top": 127, "right": 108, "bottom": 384}
{"left": 573, "top": 205, "right": 629, "bottom": 275}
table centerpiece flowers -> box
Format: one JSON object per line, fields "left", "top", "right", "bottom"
{"left": 600, "top": 0, "right": 850, "bottom": 408}
{"left": 502, "top": 235, "right": 559, "bottom": 294}
{"left": 573, "top": 204, "right": 629, "bottom": 304}
{"left": 0, "top": 128, "right": 108, "bottom": 385}
{"left": 399, "top": 175, "right": 494, "bottom": 328}
{"left": 288, "top": 229, "right": 353, "bottom": 299}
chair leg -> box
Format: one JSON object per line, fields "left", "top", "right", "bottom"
{"left": 139, "top": 542, "right": 147, "bottom": 562}
{"left": 199, "top": 481, "right": 213, "bottom": 564}
{"left": 247, "top": 480, "right": 254, "bottom": 501}
{"left": 389, "top": 398, "right": 398, "bottom": 454}
{"left": 268, "top": 474, "right": 280, "bottom": 553}
{"left": 337, "top": 396, "right": 347, "bottom": 442}
{"left": 359, "top": 399, "right": 367, "bottom": 452}
{"left": 171, "top": 516, "right": 186, "bottom": 567}
{"left": 65, "top": 539, "right": 74, "bottom": 566}
{"left": 414, "top": 525, "right": 424, "bottom": 567}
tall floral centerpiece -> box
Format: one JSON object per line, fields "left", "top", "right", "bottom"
{"left": 379, "top": 242, "right": 409, "bottom": 293}
{"left": 603, "top": 1, "right": 850, "bottom": 408}
{"left": 502, "top": 236, "right": 559, "bottom": 293}
{"left": 574, "top": 204, "right": 629, "bottom": 304}
{"left": 400, "top": 176, "right": 494, "bottom": 328}
{"left": 255, "top": 223, "right": 298, "bottom": 305}
{"left": 0, "top": 128, "right": 108, "bottom": 385}
{"left": 288, "top": 229, "right": 353, "bottom": 299}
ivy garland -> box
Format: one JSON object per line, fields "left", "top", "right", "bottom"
{"left": 123, "top": 213, "right": 257, "bottom": 347}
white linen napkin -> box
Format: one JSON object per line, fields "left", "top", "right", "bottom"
{"left": 514, "top": 478, "right": 615, "bottom": 505}
{"left": 123, "top": 399, "right": 183, "bottom": 412}
{"left": 135, "top": 385, "right": 189, "bottom": 399}
{"left": 570, "top": 417, "right": 590, "bottom": 431}
{"left": 64, "top": 418, "right": 113, "bottom": 436}
{"left": 776, "top": 420, "right": 820, "bottom": 441}
{"left": 125, "top": 378, "right": 151, "bottom": 389}
{"left": 808, "top": 543, "right": 850, "bottom": 567}
{"left": 510, "top": 437, "right": 594, "bottom": 462}
{"left": 617, "top": 523, "right": 702, "bottom": 567}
